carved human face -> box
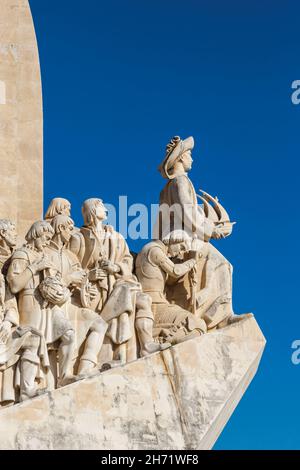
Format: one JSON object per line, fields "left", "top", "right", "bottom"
{"left": 62, "top": 203, "right": 71, "bottom": 217}
{"left": 0, "top": 224, "right": 17, "bottom": 248}
{"left": 35, "top": 231, "right": 53, "bottom": 251}
{"left": 95, "top": 201, "right": 108, "bottom": 221}
{"left": 168, "top": 241, "right": 188, "bottom": 259}
{"left": 180, "top": 150, "right": 193, "bottom": 171}
{"left": 60, "top": 222, "right": 74, "bottom": 244}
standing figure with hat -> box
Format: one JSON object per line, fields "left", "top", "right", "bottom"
{"left": 156, "top": 136, "right": 252, "bottom": 329}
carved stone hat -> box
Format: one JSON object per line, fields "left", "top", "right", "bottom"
{"left": 158, "top": 135, "right": 194, "bottom": 179}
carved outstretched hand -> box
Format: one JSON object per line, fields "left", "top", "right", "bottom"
{"left": 33, "top": 255, "right": 56, "bottom": 273}
{"left": 89, "top": 268, "right": 107, "bottom": 281}
{"left": 69, "top": 270, "right": 86, "bottom": 287}
{"left": 101, "top": 260, "right": 120, "bottom": 275}
{"left": 0, "top": 320, "right": 12, "bottom": 344}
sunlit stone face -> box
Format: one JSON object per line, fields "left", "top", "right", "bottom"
{"left": 0, "top": 81, "right": 6, "bottom": 105}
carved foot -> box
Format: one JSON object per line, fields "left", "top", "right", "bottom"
{"left": 75, "top": 368, "right": 100, "bottom": 381}
{"left": 170, "top": 329, "right": 203, "bottom": 345}
{"left": 57, "top": 375, "right": 77, "bottom": 388}
{"left": 140, "top": 341, "right": 171, "bottom": 357}
{"left": 100, "top": 359, "right": 125, "bottom": 372}
{"left": 20, "top": 387, "right": 49, "bottom": 402}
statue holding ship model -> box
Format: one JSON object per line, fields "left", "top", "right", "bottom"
{"left": 0, "top": 135, "right": 250, "bottom": 407}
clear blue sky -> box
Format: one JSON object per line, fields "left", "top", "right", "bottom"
{"left": 29, "top": 0, "right": 300, "bottom": 449}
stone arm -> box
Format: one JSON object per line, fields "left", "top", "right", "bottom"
{"left": 65, "top": 258, "right": 86, "bottom": 288}
{"left": 114, "top": 232, "right": 134, "bottom": 276}
{"left": 0, "top": 276, "right": 19, "bottom": 344}
{"left": 3, "top": 287, "right": 19, "bottom": 326}
{"left": 7, "top": 257, "right": 36, "bottom": 295}
{"left": 68, "top": 230, "right": 85, "bottom": 265}
{"left": 175, "top": 177, "right": 214, "bottom": 242}
{"left": 150, "top": 247, "right": 196, "bottom": 279}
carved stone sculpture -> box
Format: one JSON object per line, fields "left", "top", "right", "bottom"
{"left": 135, "top": 230, "right": 206, "bottom": 344}
{"left": 79, "top": 198, "right": 164, "bottom": 366}
{"left": 44, "top": 214, "right": 108, "bottom": 380}
{"left": 0, "top": 220, "right": 31, "bottom": 406}
{"left": 157, "top": 136, "right": 251, "bottom": 329}
{"left": 6, "top": 221, "right": 55, "bottom": 400}
{"left": 0, "top": 0, "right": 265, "bottom": 450}
{"left": 0, "top": 135, "right": 263, "bottom": 454}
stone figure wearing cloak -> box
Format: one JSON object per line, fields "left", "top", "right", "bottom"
{"left": 44, "top": 197, "right": 85, "bottom": 262}
{"left": 0, "top": 219, "right": 28, "bottom": 406}
{"left": 44, "top": 214, "right": 110, "bottom": 380}
{"left": 156, "top": 136, "right": 251, "bottom": 329}
{"left": 3, "top": 222, "right": 53, "bottom": 401}
{"left": 6, "top": 221, "right": 70, "bottom": 398}
{"left": 79, "top": 198, "right": 165, "bottom": 366}
{"left": 135, "top": 230, "right": 207, "bottom": 344}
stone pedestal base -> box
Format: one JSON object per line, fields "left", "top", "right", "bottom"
{"left": 0, "top": 316, "right": 265, "bottom": 450}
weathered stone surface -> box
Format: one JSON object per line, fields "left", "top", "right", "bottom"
{"left": 0, "top": 316, "right": 265, "bottom": 450}
{"left": 0, "top": 0, "right": 43, "bottom": 239}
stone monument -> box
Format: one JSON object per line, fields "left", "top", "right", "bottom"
{"left": 0, "top": 0, "right": 43, "bottom": 239}
{"left": 0, "top": 0, "right": 266, "bottom": 450}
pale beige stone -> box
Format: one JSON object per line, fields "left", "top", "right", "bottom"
{"left": 0, "top": 1, "right": 266, "bottom": 450}
{"left": 0, "top": 0, "right": 43, "bottom": 239}
{"left": 0, "top": 316, "right": 265, "bottom": 450}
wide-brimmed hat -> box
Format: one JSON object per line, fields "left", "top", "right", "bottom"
{"left": 158, "top": 136, "right": 194, "bottom": 179}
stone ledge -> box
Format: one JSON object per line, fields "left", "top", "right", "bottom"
{"left": 0, "top": 316, "right": 266, "bottom": 450}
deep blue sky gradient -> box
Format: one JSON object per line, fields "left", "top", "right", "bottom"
{"left": 29, "top": 0, "right": 300, "bottom": 449}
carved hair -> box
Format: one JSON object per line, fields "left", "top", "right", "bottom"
{"left": 44, "top": 198, "right": 71, "bottom": 220}
{"left": 25, "top": 220, "right": 54, "bottom": 242}
{"left": 162, "top": 230, "right": 191, "bottom": 246}
{"left": 51, "top": 215, "right": 74, "bottom": 234}
{"left": 0, "top": 219, "right": 15, "bottom": 233}
{"left": 82, "top": 198, "right": 103, "bottom": 226}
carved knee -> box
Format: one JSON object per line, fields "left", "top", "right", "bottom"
{"left": 90, "top": 316, "right": 108, "bottom": 334}
{"left": 136, "top": 293, "right": 154, "bottom": 321}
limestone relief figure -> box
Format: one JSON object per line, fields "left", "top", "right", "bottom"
{"left": 0, "top": 219, "right": 32, "bottom": 406}
{"left": 44, "top": 197, "right": 85, "bottom": 260}
{"left": 43, "top": 214, "right": 108, "bottom": 381}
{"left": 3, "top": 221, "right": 52, "bottom": 403}
{"left": 79, "top": 198, "right": 165, "bottom": 366}
{"left": 135, "top": 229, "right": 207, "bottom": 345}
{"left": 0, "top": 0, "right": 266, "bottom": 450}
{"left": 157, "top": 136, "right": 252, "bottom": 329}
{"left": 0, "top": 136, "right": 254, "bottom": 408}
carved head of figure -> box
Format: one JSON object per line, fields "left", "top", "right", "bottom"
{"left": 158, "top": 136, "right": 194, "bottom": 179}
{"left": 25, "top": 221, "right": 54, "bottom": 251}
{"left": 44, "top": 198, "right": 71, "bottom": 221}
{"left": 82, "top": 198, "right": 108, "bottom": 227}
{"left": 0, "top": 219, "right": 17, "bottom": 250}
{"left": 51, "top": 215, "right": 74, "bottom": 245}
{"left": 163, "top": 230, "right": 192, "bottom": 259}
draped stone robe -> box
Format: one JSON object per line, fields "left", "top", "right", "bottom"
{"left": 1, "top": 248, "right": 44, "bottom": 405}
{"left": 157, "top": 173, "right": 234, "bottom": 328}
{"left": 80, "top": 225, "right": 138, "bottom": 361}
{"left": 156, "top": 173, "right": 214, "bottom": 241}
{"left": 44, "top": 240, "right": 105, "bottom": 374}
